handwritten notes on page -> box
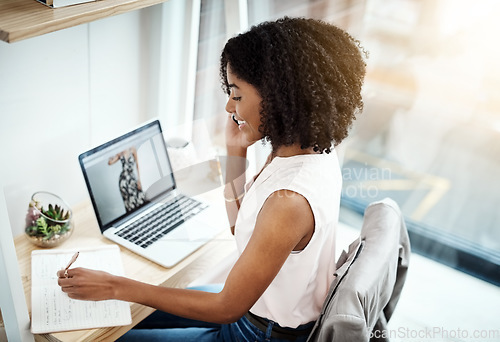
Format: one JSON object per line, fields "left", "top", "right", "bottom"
{"left": 31, "top": 245, "right": 132, "bottom": 334}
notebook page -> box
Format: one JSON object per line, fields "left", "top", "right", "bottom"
{"left": 31, "top": 245, "right": 132, "bottom": 334}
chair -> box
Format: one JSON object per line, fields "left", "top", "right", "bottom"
{"left": 307, "top": 198, "right": 411, "bottom": 342}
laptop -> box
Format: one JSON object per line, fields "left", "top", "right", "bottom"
{"left": 78, "top": 119, "right": 226, "bottom": 267}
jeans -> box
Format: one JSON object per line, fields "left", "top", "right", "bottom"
{"left": 117, "top": 284, "right": 313, "bottom": 342}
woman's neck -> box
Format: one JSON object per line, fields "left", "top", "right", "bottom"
{"left": 273, "top": 144, "right": 317, "bottom": 158}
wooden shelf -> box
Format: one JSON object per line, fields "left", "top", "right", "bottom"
{"left": 0, "top": 0, "right": 169, "bottom": 43}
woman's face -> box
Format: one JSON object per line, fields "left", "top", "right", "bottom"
{"left": 225, "top": 64, "right": 264, "bottom": 144}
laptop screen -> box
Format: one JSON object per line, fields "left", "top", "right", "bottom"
{"left": 79, "top": 120, "right": 175, "bottom": 231}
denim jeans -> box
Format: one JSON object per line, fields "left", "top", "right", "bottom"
{"left": 118, "top": 284, "right": 313, "bottom": 342}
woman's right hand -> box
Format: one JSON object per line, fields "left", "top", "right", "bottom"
{"left": 225, "top": 114, "right": 254, "bottom": 152}
{"left": 57, "top": 267, "right": 120, "bottom": 301}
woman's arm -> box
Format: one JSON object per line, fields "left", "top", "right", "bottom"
{"left": 57, "top": 189, "right": 314, "bottom": 324}
{"left": 224, "top": 147, "right": 247, "bottom": 234}
{"left": 108, "top": 152, "right": 123, "bottom": 165}
{"left": 224, "top": 114, "right": 252, "bottom": 234}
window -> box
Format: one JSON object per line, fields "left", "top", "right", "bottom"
{"left": 340, "top": 0, "right": 500, "bottom": 285}
{"left": 194, "top": 0, "right": 500, "bottom": 285}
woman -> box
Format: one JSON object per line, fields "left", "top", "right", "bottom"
{"left": 57, "top": 17, "right": 366, "bottom": 342}
{"left": 108, "top": 146, "right": 145, "bottom": 212}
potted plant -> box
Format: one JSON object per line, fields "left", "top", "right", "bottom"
{"left": 25, "top": 191, "right": 74, "bottom": 247}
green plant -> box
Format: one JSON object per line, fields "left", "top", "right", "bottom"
{"left": 25, "top": 200, "right": 71, "bottom": 240}
{"left": 44, "top": 203, "right": 70, "bottom": 221}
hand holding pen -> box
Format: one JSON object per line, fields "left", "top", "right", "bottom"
{"left": 63, "top": 251, "right": 79, "bottom": 278}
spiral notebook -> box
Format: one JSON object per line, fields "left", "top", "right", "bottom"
{"left": 30, "top": 245, "right": 132, "bottom": 334}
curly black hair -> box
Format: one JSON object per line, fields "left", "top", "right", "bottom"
{"left": 220, "top": 17, "right": 367, "bottom": 153}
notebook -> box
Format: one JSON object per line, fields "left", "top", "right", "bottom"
{"left": 31, "top": 245, "right": 131, "bottom": 334}
{"left": 78, "top": 120, "right": 226, "bottom": 268}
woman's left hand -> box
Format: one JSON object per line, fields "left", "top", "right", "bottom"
{"left": 57, "top": 267, "right": 120, "bottom": 301}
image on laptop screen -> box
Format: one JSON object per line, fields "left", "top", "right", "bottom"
{"left": 79, "top": 121, "right": 175, "bottom": 230}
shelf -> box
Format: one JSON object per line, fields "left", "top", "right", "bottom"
{"left": 0, "top": 0, "right": 169, "bottom": 43}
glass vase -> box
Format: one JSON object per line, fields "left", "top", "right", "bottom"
{"left": 25, "top": 191, "right": 74, "bottom": 248}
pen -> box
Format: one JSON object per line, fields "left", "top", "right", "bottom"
{"left": 64, "top": 251, "right": 79, "bottom": 278}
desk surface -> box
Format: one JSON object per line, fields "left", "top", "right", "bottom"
{"left": 14, "top": 194, "right": 235, "bottom": 342}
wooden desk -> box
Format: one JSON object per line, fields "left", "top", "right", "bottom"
{"left": 14, "top": 196, "right": 236, "bottom": 342}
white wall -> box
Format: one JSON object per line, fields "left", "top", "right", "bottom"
{"left": 0, "top": 7, "right": 159, "bottom": 237}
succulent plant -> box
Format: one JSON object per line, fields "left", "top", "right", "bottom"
{"left": 25, "top": 199, "right": 71, "bottom": 241}
{"left": 44, "top": 203, "right": 71, "bottom": 221}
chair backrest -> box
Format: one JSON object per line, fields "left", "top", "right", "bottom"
{"left": 307, "top": 198, "right": 411, "bottom": 342}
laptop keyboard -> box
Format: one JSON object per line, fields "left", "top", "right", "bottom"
{"left": 116, "top": 194, "right": 208, "bottom": 249}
